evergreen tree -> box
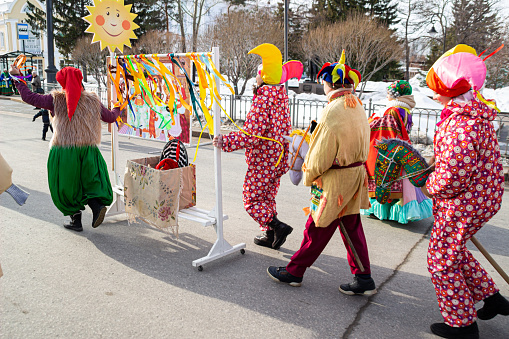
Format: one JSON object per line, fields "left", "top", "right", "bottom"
{"left": 25, "top": 0, "right": 164, "bottom": 58}
{"left": 449, "top": 0, "right": 502, "bottom": 52}
{"left": 308, "top": 0, "right": 364, "bottom": 25}
{"left": 26, "top": 0, "right": 92, "bottom": 58}
{"left": 362, "top": 0, "right": 399, "bottom": 26}
{"left": 308, "top": 0, "right": 328, "bottom": 28}
{"left": 123, "top": 0, "right": 165, "bottom": 36}
{"left": 308, "top": 0, "right": 399, "bottom": 26}
{"left": 369, "top": 60, "right": 404, "bottom": 81}
{"left": 274, "top": 1, "right": 306, "bottom": 62}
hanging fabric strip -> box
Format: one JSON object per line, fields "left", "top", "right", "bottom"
{"left": 121, "top": 60, "right": 137, "bottom": 121}
{"left": 188, "top": 53, "right": 214, "bottom": 134}
{"left": 170, "top": 53, "right": 204, "bottom": 129}
{"left": 189, "top": 53, "right": 285, "bottom": 166}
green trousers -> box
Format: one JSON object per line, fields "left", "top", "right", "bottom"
{"left": 47, "top": 145, "right": 113, "bottom": 216}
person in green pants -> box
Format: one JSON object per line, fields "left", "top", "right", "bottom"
{"left": 10, "top": 65, "right": 120, "bottom": 232}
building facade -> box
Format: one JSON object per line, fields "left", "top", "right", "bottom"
{"left": 0, "top": 0, "right": 62, "bottom": 78}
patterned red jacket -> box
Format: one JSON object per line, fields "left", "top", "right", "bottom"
{"left": 221, "top": 85, "right": 291, "bottom": 171}
{"left": 426, "top": 95, "right": 504, "bottom": 219}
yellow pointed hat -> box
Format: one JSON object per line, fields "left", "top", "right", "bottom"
{"left": 248, "top": 43, "right": 283, "bottom": 85}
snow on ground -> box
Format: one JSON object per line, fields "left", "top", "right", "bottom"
{"left": 484, "top": 87, "right": 509, "bottom": 113}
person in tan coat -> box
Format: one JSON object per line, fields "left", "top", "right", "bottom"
{"left": 267, "top": 51, "right": 376, "bottom": 295}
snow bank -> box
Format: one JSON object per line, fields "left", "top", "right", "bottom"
{"left": 217, "top": 73, "right": 509, "bottom": 117}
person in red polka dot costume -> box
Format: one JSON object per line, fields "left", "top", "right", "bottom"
{"left": 423, "top": 44, "right": 509, "bottom": 339}
{"left": 213, "top": 44, "right": 303, "bottom": 250}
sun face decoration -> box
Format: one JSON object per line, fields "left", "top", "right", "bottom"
{"left": 83, "top": 0, "right": 139, "bottom": 53}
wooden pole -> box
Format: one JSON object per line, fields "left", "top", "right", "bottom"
{"left": 339, "top": 220, "right": 365, "bottom": 272}
{"left": 470, "top": 236, "right": 509, "bottom": 286}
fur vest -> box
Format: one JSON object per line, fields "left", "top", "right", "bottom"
{"left": 49, "top": 90, "right": 102, "bottom": 148}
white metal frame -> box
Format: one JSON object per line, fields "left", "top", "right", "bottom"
{"left": 106, "top": 47, "right": 246, "bottom": 269}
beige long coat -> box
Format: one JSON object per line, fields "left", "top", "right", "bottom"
{"left": 303, "top": 95, "right": 371, "bottom": 227}
{"left": 0, "top": 153, "right": 13, "bottom": 195}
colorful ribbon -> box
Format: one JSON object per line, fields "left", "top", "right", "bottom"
{"left": 109, "top": 52, "right": 285, "bottom": 166}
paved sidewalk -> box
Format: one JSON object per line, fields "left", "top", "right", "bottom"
{"left": 1, "top": 100, "right": 508, "bottom": 338}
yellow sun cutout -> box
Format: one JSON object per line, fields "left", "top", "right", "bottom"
{"left": 83, "top": 0, "right": 139, "bottom": 53}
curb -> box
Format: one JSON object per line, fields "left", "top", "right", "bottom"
{"left": 0, "top": 95, "right": 25, "bottom": 104}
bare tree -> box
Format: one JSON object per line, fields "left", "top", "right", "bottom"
{"left": 418, "top": 0, "right": 452, "bottom": 54}
{"left": 301, "top": 12, "right": 403, "bottom": 96}
{"left": 450, "top": 0, "right": 503, "bottom": 53}
{"left": 171, "top": 0, "right": 220, "bottom": 52}
{"left": 199, "top": 9, "right": 283, "bottom": 95}
{"left": 72, "top": 36, "right": 109, "bottom": 88}
{"left": 400, "top": 0, "right": 436, "bottom": 80}
{"left": 131, "top": 30, "right": 183, "bottom": 54}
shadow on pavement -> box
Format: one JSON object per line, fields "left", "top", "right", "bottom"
{"left": 2, "top": 185, "right": 508, "bottom": 338}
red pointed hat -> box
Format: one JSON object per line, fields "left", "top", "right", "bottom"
{"left": 56, "top": 67, "right": 83, "bottom": 120}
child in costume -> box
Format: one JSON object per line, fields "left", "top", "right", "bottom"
{"left": 423, "top": 44, "right": 509, "bottom": 339}
{"left": 33, "top": 108, "right": 53, "bottom": 141}
{"left": 10, "top": 65, "right": 120, "bottom": 232}
{"left": 212, "top": 43, "right": 303, "bottom": 250}
{"left": 267, "top": 51, "right": 376, "bottom": 295}
{"left": 362, "top": 80, "right": 433, "bottom": 223}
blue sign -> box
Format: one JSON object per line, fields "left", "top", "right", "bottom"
{"left": 17, "top": 23, "right": 29, "bottom": 40}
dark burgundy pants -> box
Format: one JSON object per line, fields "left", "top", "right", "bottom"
{"left": 286, "top": 214, "right": 371, "bottom": 277}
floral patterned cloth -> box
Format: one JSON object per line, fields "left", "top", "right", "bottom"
{"left": 124, "top": 156, "right": 196, "bottom": 235}
{"left": 426, "top": 95, "right": 505, "bottom": 327}
{"left": 221, "top": 85, "right": 291, "bottom": 230}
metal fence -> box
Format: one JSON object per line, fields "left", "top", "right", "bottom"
{"left": 217, "top": 94, "right": 509, "bottom": 157}
{"left": 41, "top": 83, "right": 109, "bottom": 106}
{"left": 38, "top": 83, "right": 509, "bottom": 157}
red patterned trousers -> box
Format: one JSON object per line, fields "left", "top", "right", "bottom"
{"left": 427, "top": 205, "right": 499, "bottom": 327}
{"left": 243, "top": 165, "right": 285, "bottom": 230}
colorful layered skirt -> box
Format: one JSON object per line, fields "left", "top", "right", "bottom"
{"left": 361, "top": 178, "right": 433, "bottom": 224}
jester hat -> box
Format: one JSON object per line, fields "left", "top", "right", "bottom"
{"left": 316, "top": 50, "right": 361, "bottom": 89}
{"left": 426, "top": 44, "right": 489, "bottom": 98}
{"left": 248, "top": 43, "right": 303, "bottom": 85}
{"left": 56, "top": 67, "right": 83, "bottom": 120}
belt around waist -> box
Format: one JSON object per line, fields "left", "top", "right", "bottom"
{"left": 330, "top": 162, "right": 365, "bottom": 169}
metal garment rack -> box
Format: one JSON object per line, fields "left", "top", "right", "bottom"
{"left": 105, "top": 47, "right": 246, "bottom": 270}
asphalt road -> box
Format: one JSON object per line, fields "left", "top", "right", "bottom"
{"left": 1, "top": 98, "right": 508, "bottom": 338}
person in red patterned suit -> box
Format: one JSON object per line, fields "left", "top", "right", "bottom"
{"left": 213, "top": 43, "right": 303, "bottom": 250}
{"left": 423, "top": 44, "right": 509, "bottom": 339}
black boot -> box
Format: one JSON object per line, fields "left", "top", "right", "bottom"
{"left": 88, "top": 198, "right": 106, "bottom": 228}
{"left": 339, "top": 275, "right": 377, "bottom": 296}
{"left": 64, "top": 212, "right": 83, "bottom": 232}
{"left": 477, "top": 292, "right": 509, "bottom": 320}
{"left": 430, "top": 322, "right": 479, "bottom": 339}
{"left": 254, "top": 229, "right": 274, "bottom": 248}
{"left": 268, "top": 215, "right": 293, "bottom": 250}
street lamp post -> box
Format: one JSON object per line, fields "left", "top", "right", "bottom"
{"left": 45, "top": 0, "right": 58, "bottom": 83}
{"left": 428, "top": 13, "right": 447, "bottom": 54}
